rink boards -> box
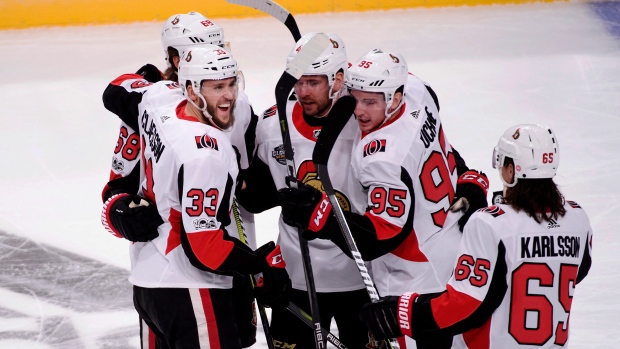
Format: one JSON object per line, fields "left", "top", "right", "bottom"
{"left": 1, "top": 0, "right": 562, "bottom": 29}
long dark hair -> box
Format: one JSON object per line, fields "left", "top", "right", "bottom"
{"left": 163, "top": 47, "right": 179, "bottom": 82}
{"left": 502, "top": 158, "right": 566, "bottom": 224}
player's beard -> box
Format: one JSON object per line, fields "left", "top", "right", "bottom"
{"left": 301, "top": 95, "right": 331, "bottom": 118}
{"left": 208, "top": 101, "right": 236, "bottom": 130}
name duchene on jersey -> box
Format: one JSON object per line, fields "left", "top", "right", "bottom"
{"left": 520, "top": 234, "right": 581, "bottom": 259}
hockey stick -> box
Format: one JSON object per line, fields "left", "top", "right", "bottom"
{"left": 231, "top": 200, "right": 276, "bottom": 349}
{"left": 233, "top": 201, "right": 349, "bottom": 349}
{"left": 286, "top": 302, "right": 349, "bottom": 349}
{"left": 226, "top": 0, "right": 301, "bottom": 41}
{"left": 274, "top": 32, "right": 330, "bottom": 349}
{"left": 312, "top": 95, "right": 401, "bottom": 349}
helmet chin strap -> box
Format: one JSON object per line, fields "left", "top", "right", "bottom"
{"left": 499, "top": 167, "right": 518, "bottom": 196}
{"left": 188, "top": 93, "right": 222, "bottom": 130}
{"left": 317, "top": 84, "right": 345, "bottom": 118}
{"left": 379, "top": 97, "right": 404, "bottom": 127}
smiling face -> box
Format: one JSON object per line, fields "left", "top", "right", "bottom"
{"left": 200, "top": 77, "right": 237, "bottom": 129}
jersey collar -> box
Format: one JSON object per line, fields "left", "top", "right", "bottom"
{"left": 176, "top": 100, "right": 200, "bottom": 122}
{"left": 292, "top": 102, "right": 323, "bottom": 142}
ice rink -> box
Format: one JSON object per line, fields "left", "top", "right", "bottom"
{"left": 0, "top": 1, "right": 619, "bottom": 348}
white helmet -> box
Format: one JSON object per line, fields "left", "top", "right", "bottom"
{"left": 287, "top": 32, "right": 347, "bottom": 96}
{"left": 492, "top": 124, "right": 559, "bottom": 187}
{"left": 346, "top": 49, "right": 408, "bottom": 118}
{"left": 161, "top": 12, "right": 225, "bottom": 66}
{"left": 178, "top": 45, "right": 238, "bottom": 121}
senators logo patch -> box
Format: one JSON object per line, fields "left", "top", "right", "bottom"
{"left": 272, "top": 145, "right": 286, "bottom": 165}
{"left": 480, "top": 205, "right": 505, "bottom": 217}
{"left": 363, "top": 139, "right": 386, "bottom": 157}
{"left": 195, "top": 135, "right": 219, "bottom": 150}
{"left": 171, "top": 15, "right": 180, "bottom": 25}
{"left": 297, "top": 160, "right": 351, "bottom": 212}
{"left": 263, "top": 105, "right": 277, "bottom": 119}
{"left": 130, "top": 80, "right": 152, "bottom": 89}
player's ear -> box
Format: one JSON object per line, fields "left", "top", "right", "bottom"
{"left": 332, "top": 70, "right": 345, "bottom": 93}
{"left": 389, "top": 92, "right": 403, "bottom": 112}
{"left": 186, "top": 84, "right": 198, "bottom": 102}
{"left": 173, "top": 55, "right": 181, "bottom": 69}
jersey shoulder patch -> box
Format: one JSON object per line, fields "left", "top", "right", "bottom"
{"left": 478, "top": 205, "right": 506, "bottom": 217}
{"left": 362, "top": 139, "right": 386, "bottom": 157}
{"left": 262, "top": 105, "right": 277, "bottom": 119}
{"left": 567, "top": 200, "right": 582, "bottom": 209}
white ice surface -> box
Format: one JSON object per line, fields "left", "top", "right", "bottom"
{"left": 0, "top": 2, "right": 618, "bottom": 348}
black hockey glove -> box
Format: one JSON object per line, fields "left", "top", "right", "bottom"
{"left": 253, "top": 242, "right": 291, "bottom": 308}
{"left": 451, "top": 170, "right": 489, "bottom": 232}
{"left": 102, "top": 194, "right": 163, "bottom": 242}
{"left": 359, "top": 294, "right": 417, "bottom": 341}
{"left": 276, "top": 177, "right": 333, "bottom": 240}
{"left": 135, "top": 63, "right": 163, "bottom": 83}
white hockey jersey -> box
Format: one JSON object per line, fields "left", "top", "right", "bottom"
{"left": 402, "top": 201, "right": 593, "bottom": 349}
{"left": 103, "top": 77, "right": 248, "bottom": 289}
{"left": 348, "top": 74, "right": 459, "bottom": 296}
{"left": 253, "top": 100, "right": 366, "bottom": 292}
{"left": 103, "top": 74, "right": 258, "bottom": 249}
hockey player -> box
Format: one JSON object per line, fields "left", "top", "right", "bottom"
{"left": 277, "top": 49, "right": 488, "bottom": 348}
{"left": 236, "top": 32, "right": 373, "bottom": 349}
{"left": 100, "top": 46, "right": 288, "bottom": 349}
{"left": 101, "top": 12, "right": 260, "bottom": 348}
{"left": 359, "top": 124, "right": 593, "bottom": 349}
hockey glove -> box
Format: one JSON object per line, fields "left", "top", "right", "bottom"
{"left": 276, "top": 177, "right": 333, "bottom": 240}
{"left": 451, "top": 170, "right": 489, "bottom": 232}
{"left": 253, "top": 242, "right": 291, "bottom": 308}
{"left": 359, "top": 293, "right": 419, "bottom": 341}
{"left": 101, "top": 193, "right": 163, "bottom": 242}
{"left": 135, "top": 63, "right": 163, "bottom": 83}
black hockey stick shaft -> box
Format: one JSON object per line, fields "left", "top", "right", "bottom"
{"left": 274, "top": 33, "right": 330, "bottom": 349}
{"left": 312, "top": 96, "right": 401, "bottom": 349}
{"left": 231, "top": 200, "right": 276, "bottom": 349}
{"left": 226, "top": 0, "right": 301, "bottom": 41}
{"left": 286, "top": 302, "right": 349, "bottom": 349}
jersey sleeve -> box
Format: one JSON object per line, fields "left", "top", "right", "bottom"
{"left": 101, "top": 122, "right": 142, "bottom": 202}
{"left": 102, "top": 74, "right": 154, "bottom": 130}
{"left": 178, "top": 156, "right": 258, "bottom": 276}
{"left": 402, "top": 212, "right": 508, "bottom": 338}
{"left": 577, "top": 222, "right": 593, "bottom": 284}
{"left": 327, "top": 158, "right": 416, "bottom": 261}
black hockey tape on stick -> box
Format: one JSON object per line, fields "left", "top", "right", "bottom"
{"left": 312, "top": 95, "right": 356, "bottom": 166}
{"left": 274, "top": 32, "right": 330, "bottom": 349}
{"left": 286, "top": 302, "right": 350, "bottom": 349}
{"left": 312, "top": 96, "right": 401, "bottom": 349}
{"left": 226, "top": 0, "right": 302, "bottom": 41}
